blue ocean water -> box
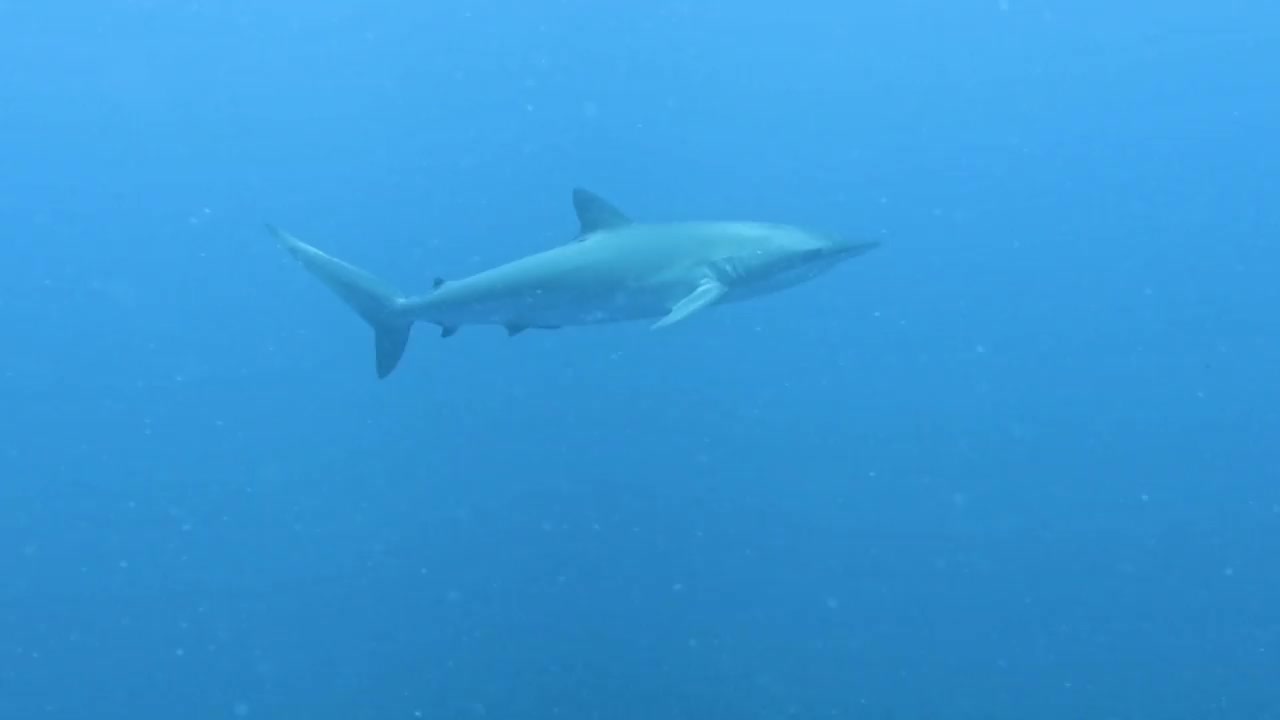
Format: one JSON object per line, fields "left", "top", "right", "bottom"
{"left": 1, "top": 0, "right": 1277, "bottom": 717}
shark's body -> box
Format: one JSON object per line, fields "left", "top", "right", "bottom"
{"left": 270, "top": 188, "right": 879, "bottom": 378}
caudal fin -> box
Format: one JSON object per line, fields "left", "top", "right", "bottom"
{"left": 267, "top": 224, "right": 413, "bottom": 379}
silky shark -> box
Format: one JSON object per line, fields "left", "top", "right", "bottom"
{"left": 268, "top": 188, "right": 879, "bottom": 378}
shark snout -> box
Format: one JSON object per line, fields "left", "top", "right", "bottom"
{"left": 830, "top": 240, "right": 881, "bottom": 259}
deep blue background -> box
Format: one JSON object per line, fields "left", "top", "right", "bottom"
{"left": 1, "top": 1, "right": 1278, "bottom": 718}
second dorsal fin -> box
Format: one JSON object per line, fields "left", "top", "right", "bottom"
{"left": 572, "top": 187, "right": 631, "bottom": 237}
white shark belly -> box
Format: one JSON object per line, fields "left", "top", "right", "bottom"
{"left": 411, "top": 279, "right": 680, "bottom": 328}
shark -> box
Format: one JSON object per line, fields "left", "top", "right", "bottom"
{"left": 268, "top": 188, "right": 880, "bottom": 379}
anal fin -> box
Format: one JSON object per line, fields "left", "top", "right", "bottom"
{"left": 651, "top": 280, "right": 728, "bottom": 329}
{"left": 504, "top": 323, "right": 562, "bottom": 336}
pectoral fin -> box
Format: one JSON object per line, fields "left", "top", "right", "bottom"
{"left": 651, "top": 280, "right": 728, "bottom": 329}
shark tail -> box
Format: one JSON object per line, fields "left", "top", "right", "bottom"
{"left": 267, "top": 224, "right": 413, "bottom": 379}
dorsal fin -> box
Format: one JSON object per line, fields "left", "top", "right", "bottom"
{"left": 572, "top": 187, "right": 631, "bottom": 236}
